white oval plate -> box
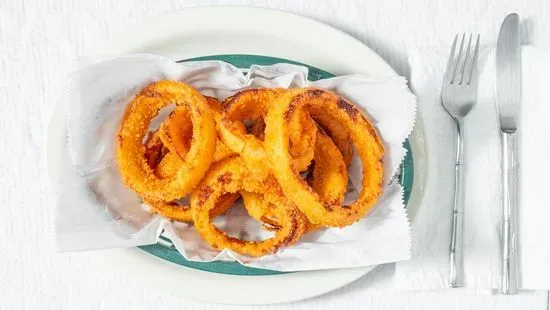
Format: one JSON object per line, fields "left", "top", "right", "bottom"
{"left": 46, "top": 6, "right": 426, "bottom": 305}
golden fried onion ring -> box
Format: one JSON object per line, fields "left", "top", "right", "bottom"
{"left": 158, "top": 106, "right": 192, "bottom": 159}
{"left": 144, "top": 152, "right": 238, "bottom": 222}
{"left": 264, "top": 88, "right": 384, "bottom": 227}
{"left": 116, "top": 80, "right": 217, "bottom": 202}
{"left": 144, "top": 193, "right": 238, "bottom": 223}
{"left": 242, "top": 131, "right": 347, "bottom": 231}
{"left": 158, "top": 97, "right": 236, "bottom": 163}
{"left": 143, "top": 138, "right": 236, "bottom": 222}
{"left": 218, "top": 88, "right": 317, "bottom": 176}
{"left": 140, "top": 96, "right": 237, "bottom": 222}
{"left": 310, "top": 131, "right": 348, "bottom": 205}
{"left": 191, "top": 157, "right": 306, "bottom": 257}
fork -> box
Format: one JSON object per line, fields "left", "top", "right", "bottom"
{"left": 441, "top": 33, "right": 480, "bottom": 288}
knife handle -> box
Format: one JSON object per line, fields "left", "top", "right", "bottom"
{"left": 449, "top": 119, "right": 465, "bottom": 287}
{"left": 501, "top": 132, "right": 519, "bottom": 294}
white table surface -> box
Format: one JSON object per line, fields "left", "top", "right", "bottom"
{"left": 1, "top": 0, "right": 550, "bottom": 309}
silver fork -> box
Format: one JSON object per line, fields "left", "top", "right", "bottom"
{"left": 441, "top": 33, "right": 480, "bottom": 288}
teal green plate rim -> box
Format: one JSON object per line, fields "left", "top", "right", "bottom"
{"left": 138, "top": 54, "right": 414, "bottom": 276}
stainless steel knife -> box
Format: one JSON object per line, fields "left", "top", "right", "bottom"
{"left": 496, "top": 12, "right": 521, "bottom": 295}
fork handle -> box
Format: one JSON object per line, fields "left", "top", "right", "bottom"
{"left": 501, "top": 132, "right": 519, "bottom": 294}
{"left": 449, "top": 119, "right": 465, "bottom": 287}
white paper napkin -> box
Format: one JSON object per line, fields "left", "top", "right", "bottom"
{"left": 55, "top": 54, "right": 416, "bottom": 272}
{"left": 395, "top": 46, "right": 550, "bottom": 290}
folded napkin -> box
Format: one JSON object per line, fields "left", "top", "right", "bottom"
{"left": 394, "top": 46, "right": 550, "bottom": 290}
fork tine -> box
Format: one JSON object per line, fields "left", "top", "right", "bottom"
{"left": 443, "top": 34, "right": 459, "bottom": 83}
{"left": 451, "top": 33, "right": 466, "bottom": 83}
{"left": 467, "top": 34, "right": 481, "bottom": 85}
{"left": 459, "top": 34, "right": 473, "bottom": 84}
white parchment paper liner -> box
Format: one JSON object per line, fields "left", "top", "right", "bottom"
{"left": 55, "top": 54, "right": 415, "bottom": 271}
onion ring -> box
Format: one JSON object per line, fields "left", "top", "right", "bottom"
{"left": 145, "top": 193, "right": 238, "bottom": 222}
{"left": 311, "top": 111, "right": 354, "bottom": 166}
{"left": 264, "top": 88, "right": 384, "bottom": 227}
{"left": 159, "top": 96, "right": 236, "bottom": 163}
{"left": 310, "top": 131, "right": 348, "bottom": 206}
{"left": 116, "top": 80, "right": 217, "bottom": 202}
{"left": 158, "top": 106, "right": 192, "bottom": 158}
{"left": 139, "top": 95, "right": 237, "bottom": 222}
{"left": 206, "top": 96, "right": 239, "bottom": 163}
{"left": 242, "top": 131, "right": 347, "bottom": 231}
{"left": 191, "top": 157, "right": 306, "bottom": 257}
{"left": 218, "top": 88, "right": 317, "bottom": 177}
{"left": 143, "top": 130, "right": 182, "bottom": 179}
{"left": 144, "top": 139, "right": 237, "bottom": 222}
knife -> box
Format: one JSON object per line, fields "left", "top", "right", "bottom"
{"left": 496, "top": 12, "right": 521, "bottom": 295}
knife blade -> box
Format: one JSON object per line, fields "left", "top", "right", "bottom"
{"left": 496, "top": 12, "right": 521, "bottom": 295}
{"left": 496, "top": 13, "right": 521, "bottom": 132}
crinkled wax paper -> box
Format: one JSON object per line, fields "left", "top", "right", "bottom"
{"left": 55, "top": 54, "right": 415, "bottom": 271}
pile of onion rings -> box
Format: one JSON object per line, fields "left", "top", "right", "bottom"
{"left": 116, "top": 80, "right": 384, "bottom": 257}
